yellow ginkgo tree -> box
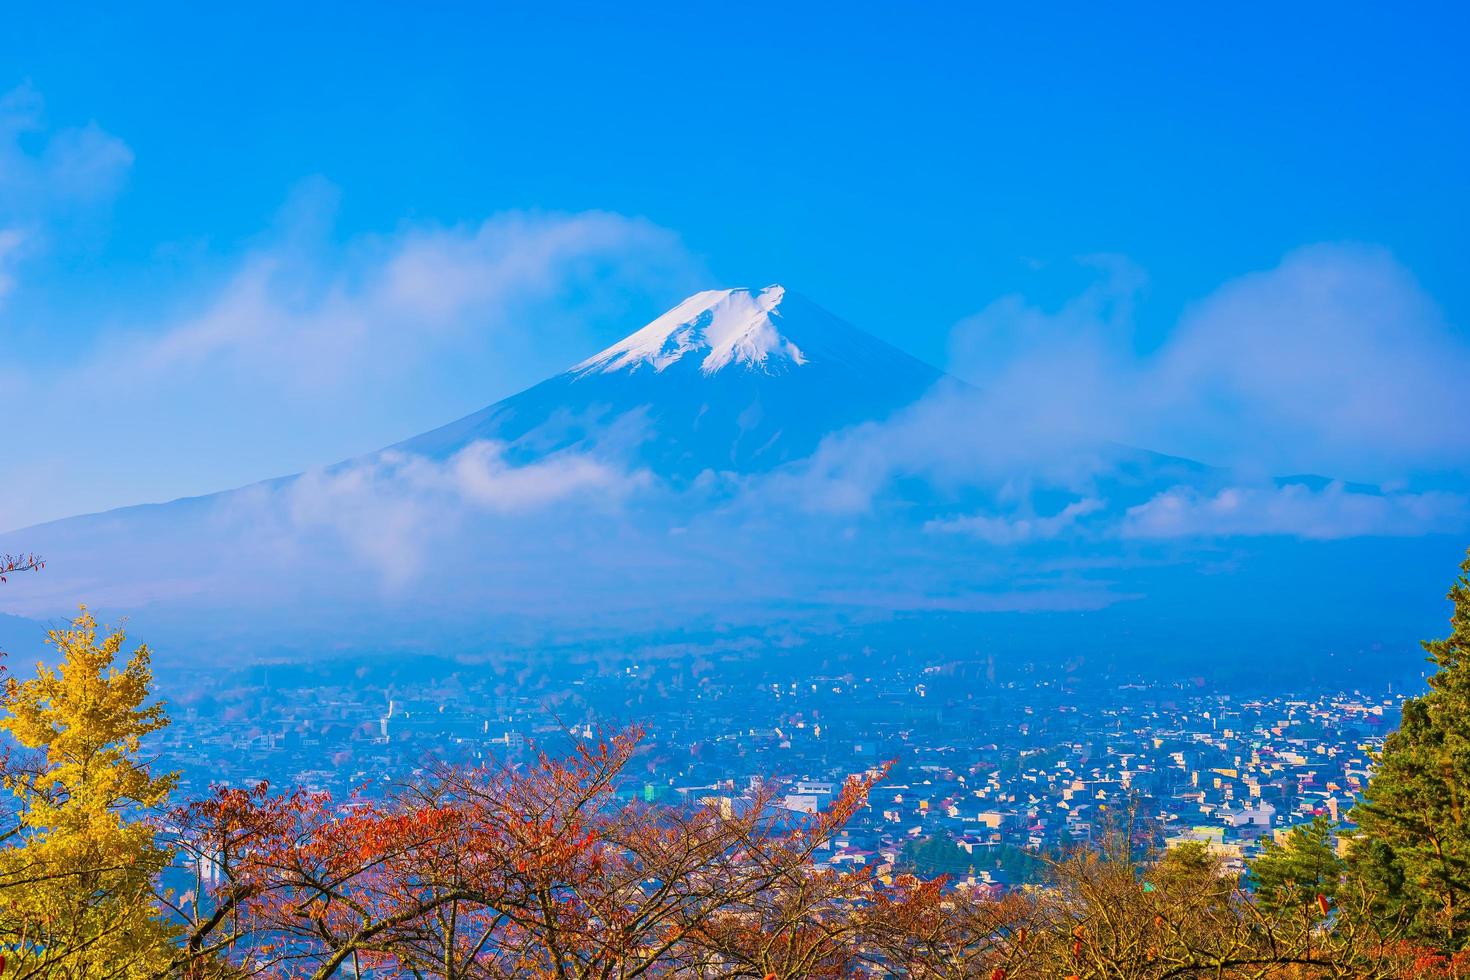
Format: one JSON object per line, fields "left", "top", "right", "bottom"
{"left": 0, "top": 607, "right": 178, "bottom": 978}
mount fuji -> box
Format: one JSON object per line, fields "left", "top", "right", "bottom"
{"left": 394, "top": 285, "right": 944, "bottom": 477}
{"left": 0, "top": 286, "right": 1460, "bottom": 676}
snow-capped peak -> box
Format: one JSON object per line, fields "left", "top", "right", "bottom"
{"left": 573, "top": 285, "right": 809, "bottom": 377}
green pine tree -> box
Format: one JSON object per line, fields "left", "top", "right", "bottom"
{"left": 1350, "top": 547, "right": 1470, "bottom": 946}
{"left": 1249, "top": 815, "right": 1345, "bottom": 915}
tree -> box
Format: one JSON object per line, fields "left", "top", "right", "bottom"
{"left": 0, "top": 552, "right": 43, "bottom": 583}
{"left": 857, "top": 877, "right": 1038, "bottom": 979}
{"left": 1251, "top": 817, "right": 1346, "bottom": 916}
{"left": 1351, "top": 547, "right": 1470, "bottom": 947}
{"left": 861, "top": 835, "right": 1420, "bottom": 979}
{"left": 170, "top": 728, "right": 887, "bottom": 979}
{"left": 900, "top": 836, "right": 973, "bottom": 879}
{"left": 0, "top": 592, "right": 1460, "bottom": 977}
{"left": 0, "top": 607, "right": 178, "bottom": 978}
{"left": 899, "top": 836, "right": 1046, "bottom": 890}
{"left": 1157, "top": 840, "right": 1216, "bottom": 878}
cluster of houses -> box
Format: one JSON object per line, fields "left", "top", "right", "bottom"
{"left": 158, "top": 655, "right": 1402, "bottom": 889}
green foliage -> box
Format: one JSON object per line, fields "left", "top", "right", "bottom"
{"left": 0, "top": 608, "right": 178, "bottom": 977}
{"left": 900, "top": 835, "right": 1045, "bottom": 884}
{"left": 1250, "top": 816, "right": 1345, "bottom": 914}
{"left": 1152, "top": 839, "right": 1237, "bottom": 907}
{"left": 1158, "top": 839, "right": 1218, "bottom": 877}
{"left": 1351, "top": 547, "right": 1470, "bottom": 947}
{"left": 901, "top": 834, "right": 970, "bottom": 877}
{"left": 0, "top": 549, "right": 1460, "bottom": 975}
{"left": 1345, "top": 834, "right": 1409, "bottom": 923}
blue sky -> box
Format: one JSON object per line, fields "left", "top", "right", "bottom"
{"left": 3, "top": 2, "right": 1469, "bottom": 528}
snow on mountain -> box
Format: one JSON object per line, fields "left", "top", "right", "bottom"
{"left": 574, "top": 285, "right": 808, "bottom": 376}
{"left": 395, "top": 285, "right": 946, "bottom": 474}
{"left": 0, "top": 284, "right": 1456, "bottom": 670}
{"left": 0, "top": 286, "right": 961, "bottom": 647}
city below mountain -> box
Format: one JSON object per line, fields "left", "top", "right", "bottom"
{"left": 10, "top": 21, "right": 1468, "bottom": 976}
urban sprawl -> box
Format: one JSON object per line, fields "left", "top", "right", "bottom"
{"left": 156, "top": 656, "right": 1405, "bottom": 894}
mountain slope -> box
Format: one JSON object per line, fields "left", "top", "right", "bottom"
{"left": 0, "top": 285, "right": 1459, "bottom": 671}
{"left": 394, "top": 285, "right": 945, "bottom": 475}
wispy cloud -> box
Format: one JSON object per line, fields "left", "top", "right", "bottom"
{"left": 0, "top": 228, "right": 24, "bottom": 300}
{"left": 756, "top": 244, "right": 1470, "bottom": 541}
{"left": 753, "top": 380, "right": 1117, "bottom": 518}
{"left": 925, "top": 497, "right": 1105, "bottom": 544}
{"left": 947, "top": 243, "right": 1470, "bottom": 482}
{"left": 1121, "top": 482, "right": 1469, "bottom": 540}
{"left": 0, "top": 82, "right": 133, "bottom": 303}
{"left": 133, "top": 200, "right": 695, "bottom": 391}
{"left": 272, "top": 440, "right": 651, "bottom": 585}
{"left": 2, "top": 186, "right": 701, "bottom": 529}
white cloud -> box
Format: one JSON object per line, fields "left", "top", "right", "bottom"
{"left": 31, "top": 121, "right": 134, "bottom": 204}
{"left": 754, "top": 381, "right": 1116, "bottom": 517}
{"left": 1150, "top": 244, "right": 1470, "bottom": 477}
{"left": 765, "top": 244, "right": 1470, "bottom": 524}
{"left": 925, "top": 497, "right": 1105, "bottom": 544}
{"left": 135, "top": 207, "right": 695, "bottom": 390}
{"left": 1, "top": 198, "right": 700, "bottom": 530}
{"left": 0, "top": 228, "right": 25, "bottom": 300}
{"left": 0, "top": 83, "right": 133, "bottom": 304}
{"left": 1121, "top": 482, "right": 1469, "bottom": 540}
{"left": 260, "top": 440, "right": 651, "bottom": 586}
{"left": 0, "top": 82, "right": 135, "bottom": 209}
{"left": 946, "top": 244, "right": 1470, "bottom": 482}
{"left": 435, "top": 441, "right": 647, "bottom": 510}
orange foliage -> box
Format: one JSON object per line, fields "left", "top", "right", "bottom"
{"left": 153, "top": 731, "right": 1456, "bottom": 979}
